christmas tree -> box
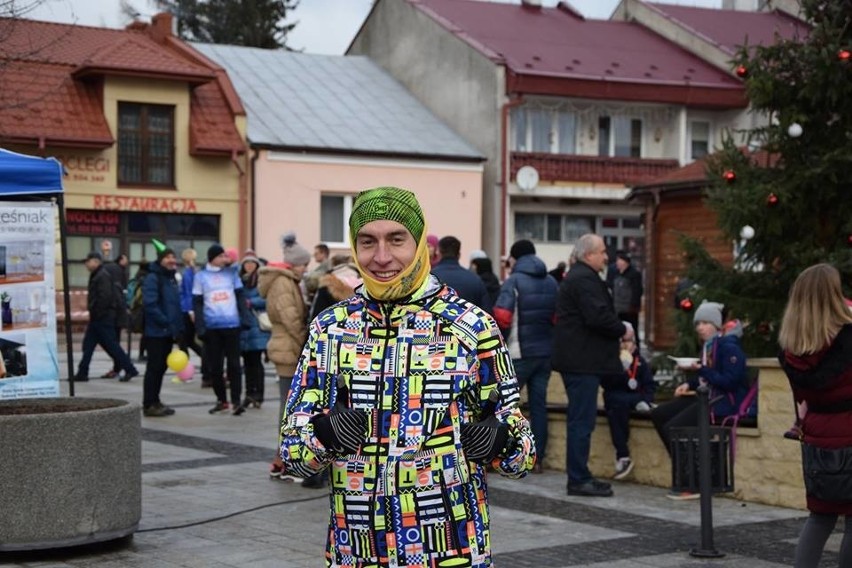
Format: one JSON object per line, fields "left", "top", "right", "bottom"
{"left": 675, "top": 0, "right": 852, "bottom": 356}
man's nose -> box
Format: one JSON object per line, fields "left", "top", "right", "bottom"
{"left": 373, "top": 241, "right": 392, "bottom": 263}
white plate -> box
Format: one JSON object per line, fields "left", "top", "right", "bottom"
{"left": 668, "top": 356, "right": 700, "bottom": 367}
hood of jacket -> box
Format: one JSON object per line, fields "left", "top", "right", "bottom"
{"left": 258, "top": 264, "right": 299, "bottom": 298}
{"left": 320, "top": 264, "right": 362, "bottom": 302}
{"left": 512, "top": 254, "right": 548, "bottom": 278}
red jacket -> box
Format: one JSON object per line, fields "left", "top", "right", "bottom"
{"left": 780, "top": 324, "right": 852, "bottom": 514}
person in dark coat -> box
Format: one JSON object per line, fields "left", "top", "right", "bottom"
{"left": 493, "top": 239, "right": 557, "bottom": 472}
{"left": 778, "top": 263, "right": 852, "bottom": 567}
{"left": 101, "top": 252, "right": 130, "bottom": 378}
{"left": 431, "top": 235, "right": 493, "bottom": 313}
{"left": 74, "top": 252, "right": 138, "bottom": 382}
{"left": 607, "top": 251, "right": 643, "bottom": 338}
{"left": 552, "top": 233, "right": 633, "bottom": 497}
{"left": 600, "top": 336, "right": 655, "bottom": 480}
{"left": 470, "top": 256, "right": 500, "bottom": 307}
{"left": 141, "top": 244, "right": 184, "bottom": 416}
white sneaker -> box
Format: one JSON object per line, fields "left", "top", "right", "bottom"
{"left": 634, "top": 401, "right": 652, "bottom": 413}
{"left": 613, "top": 457, "right": 634, "bottom": 480}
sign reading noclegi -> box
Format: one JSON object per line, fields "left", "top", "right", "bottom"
{"left": 0, "top": 201, "right": 59, "bottom": 399}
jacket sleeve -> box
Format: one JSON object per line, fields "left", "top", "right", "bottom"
{"left": 698, "top": 339, "right": 747, "bottom": 393}
{"left": 493, "top": 276, "right": 516, "bottom": 335}
{"left": 142, "top": 273, "right": 169, "bottom": 329}
{"left": 572, "top": 276, "right": 626, "bottom": 338}
{"left": 477, "top": 279, "right": 494, "bottom": 315}
{"left": 279, "top": 325, "right": 337, "bottom": 477}
{"left": 474, "top": 315, "right": 535, "bottom": 478}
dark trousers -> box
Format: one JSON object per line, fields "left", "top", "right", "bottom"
{"left": 514, "top": 356, "right": 550, "bottom": 461}
{"left": 203, "top": 327, "right": 242, "bottom": 404}
{"left": 243, "top": 349, "right": 265, "bottom": 403}
{"left": 143, "top": 336, "right": 173, "bottom": 408}
{"left": 78, "top": 320, "right": 136, "bottom": 378}
{"left": 561, "top": 372, "right": 600, "bottom": 485}
{"left": 650, "top": 396, "right": 699, "bottom": 456}
{"left": 603, "top": 389, "right": 644, "bottom": 459}
{"left": 111, "top": 326, "right": 125, "bottom": 372}
{"left": 178, "top": 313, "right": 203, "bottom": 357}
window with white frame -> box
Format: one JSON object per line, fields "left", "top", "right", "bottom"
{"left": 598, "top": 116, "right": 642, "bottom": 158}
{"left": 690, "top": 120, "right": 711, "bottom": 160}
{"left": 511, "top": 106, "right": 576, "bottom": 154}
{"left": 514, "top": 213, "right": 594, "bottom": 242}
{"left": 320, "top": 194, "right": 354, "bottom": 245}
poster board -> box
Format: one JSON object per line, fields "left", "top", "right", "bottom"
{"left": 0, "top": 201, "right": 59, "bottom": 399}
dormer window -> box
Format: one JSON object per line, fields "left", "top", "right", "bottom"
{"left": 118, "top": 102, "right": 175, "bottom": 188}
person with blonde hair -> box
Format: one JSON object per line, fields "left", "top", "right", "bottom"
{"left": 778, "top": 263, "right": 852, "bottom": 568}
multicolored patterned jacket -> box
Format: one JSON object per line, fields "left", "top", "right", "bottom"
{"left": 280, "top": 276, "right": 535, "bottom": 567}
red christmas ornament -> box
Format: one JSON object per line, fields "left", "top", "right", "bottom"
{"left": 767, "top": 193, "right": 779, "bottom": 206}
{"left": 847, "top": 234, "right": 852, "bottom": 247}
{"left": 679, "top": 298, "right": 694, "bottom": 312}
{"left": 722, "top": 170, "right": 737, "bottom": 183}
{"left": 839, "top": 49, "right": 851, "bottom": 62}
{"left": 735, "top": 64, "right": 748, "bottom": 78}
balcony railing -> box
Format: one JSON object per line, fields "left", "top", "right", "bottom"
{"left": 511, "top": 152, "right": 679, "bottom": 186}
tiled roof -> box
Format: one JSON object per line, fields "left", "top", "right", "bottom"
{"left": 193, "top": 43, "right": 483, "bottom": 160}
{"left": 0, "top": 17, "right": 243, "bottom": 154}
{"left": 634, "top": 148, "right": 778, "bottom": 190}
{"left": 411, "top": 0, "right": 744, "bottom": 106}
{"left": 645, "top": 3, "right": 809, "bottom": 55}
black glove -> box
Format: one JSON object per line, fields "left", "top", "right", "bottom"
{"left": 461, "top": 390, "right": 510, "bottom": 463}
{"left": 311, "top": 377, "right": 367, "bottom": 454}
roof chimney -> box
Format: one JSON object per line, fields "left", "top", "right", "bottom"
{"left": 150, "top": 12, "right": 175, "bottom": 41}
{"left": 521, "top": 0, "right": 543, "bottom": 7}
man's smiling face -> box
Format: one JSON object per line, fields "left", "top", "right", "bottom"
{"left": 355, "top": 220, "right": 417, "bottom": 281}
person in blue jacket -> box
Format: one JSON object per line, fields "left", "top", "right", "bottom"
{"left": 236, "top": 253, "right": 271, "bottom": 414}
{"left": 650, "top": 300, "right": 750, "bottom": 499}
{"left": 141, "top": 242, "right": 184, "bottom": 417}
{"left": 493, "top": 239, "right": 558, "bottom": 472}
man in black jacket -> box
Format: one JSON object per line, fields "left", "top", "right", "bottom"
{"left": 74, "top": 252, "right": 138, "bottom": 382}
{"left": 552, "top": 234, "right": 633, "bottom": 497}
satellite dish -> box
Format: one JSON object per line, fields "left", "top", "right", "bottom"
{"left": 516, "top": 165, "right": 539, "bottom": 191}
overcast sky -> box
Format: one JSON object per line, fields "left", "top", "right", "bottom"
{"left": 25, "top": 0, "right": 722, "bottom": 54}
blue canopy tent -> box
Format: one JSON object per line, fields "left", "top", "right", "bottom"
{"left": 0, "top": 148, "right": 76, "bottom": 393}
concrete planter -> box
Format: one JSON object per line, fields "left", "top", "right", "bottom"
{"left": 0, "top": 397, "right": 141, "bottom": 551}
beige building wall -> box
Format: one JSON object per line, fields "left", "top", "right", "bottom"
{"left": 252, "top": 151, "right": 484, "bottom": 265}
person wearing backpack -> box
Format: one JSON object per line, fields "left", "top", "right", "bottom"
{"left": 607, "top": 251, "right": 643, "bottom": 341}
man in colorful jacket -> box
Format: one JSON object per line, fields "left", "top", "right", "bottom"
{"left": 280, "top": 186, "right": 535, "bottom": 568}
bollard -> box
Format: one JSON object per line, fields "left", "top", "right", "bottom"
{"left": 689, "top": 385, "right": 724, "bottom": 558}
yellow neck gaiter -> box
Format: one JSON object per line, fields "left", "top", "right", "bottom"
{"left": 354, "top": 231, "right": 431, "bottom": 302}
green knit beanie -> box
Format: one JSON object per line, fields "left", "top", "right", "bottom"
{"left": 348, "top": 186, "right": 425, "bottom": 243}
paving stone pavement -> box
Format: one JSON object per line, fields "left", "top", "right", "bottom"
{"left": 1, "top": 340, "right": 845, "bottom": 567}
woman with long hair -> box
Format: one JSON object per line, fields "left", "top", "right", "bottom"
{"left": 778, "top": 263, "right": 852, "bottom": 568}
